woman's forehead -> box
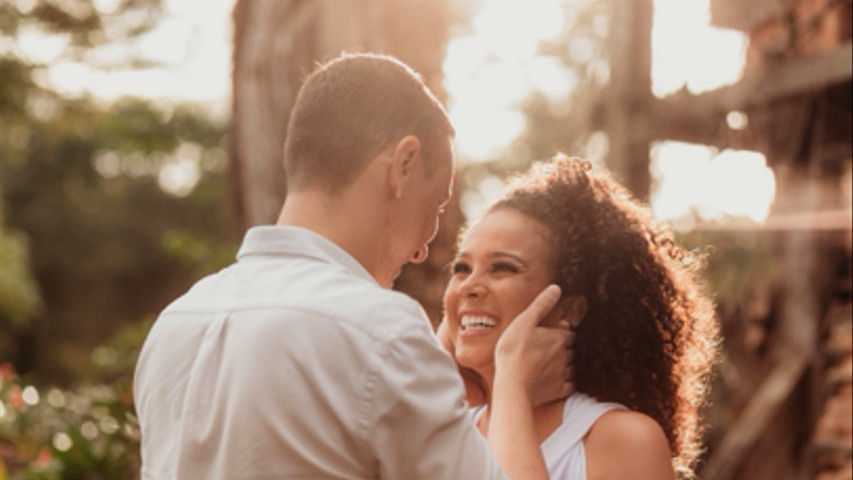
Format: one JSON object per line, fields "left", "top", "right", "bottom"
{"left": 460, "top": 208, "right": 551, "bottom": 253}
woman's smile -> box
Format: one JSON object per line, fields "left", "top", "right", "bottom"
{"left": 443, "top": 207, "right": 554, "bottom": 374}
{"left": 458, "top": 310, "right": 500, "bottom": 336}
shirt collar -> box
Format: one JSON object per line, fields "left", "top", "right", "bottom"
{"left": 236, "top": 225, "right": 378, "bottom": 285}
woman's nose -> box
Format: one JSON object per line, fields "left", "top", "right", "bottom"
{"left": 459, "top": 271, "right": 487, "bottom": 298}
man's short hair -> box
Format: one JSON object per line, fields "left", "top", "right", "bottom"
{"left": 284, "top": 53, "right": 453, "bottom": 192}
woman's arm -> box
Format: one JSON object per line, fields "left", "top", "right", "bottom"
{"left": 584, "top": 410, "right": 676, "bottom": 480}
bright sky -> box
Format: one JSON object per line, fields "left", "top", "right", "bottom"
{"left": 11, "top": 0, "right": 776, "bottom": 227}
{"left": 651, "top": 142, "right": 776, "bottom": 226}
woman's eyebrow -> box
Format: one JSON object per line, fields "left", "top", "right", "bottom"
{"left": 489, "top": 251, "right": 527, "bottom": 266}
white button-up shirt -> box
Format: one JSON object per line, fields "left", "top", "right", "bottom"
{"left": 134, "top": 226, "right": 508, "bottom": 480}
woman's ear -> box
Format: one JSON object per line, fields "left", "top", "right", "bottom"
{"left": 563, "top": 295, "right": 588, "bottom": 328}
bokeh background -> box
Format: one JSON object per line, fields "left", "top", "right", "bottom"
{"left": 1, "top": 0, "right": 850, "bottom": 478}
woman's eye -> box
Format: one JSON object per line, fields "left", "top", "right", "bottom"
{"left": 491, "top": 262, "right": 519, "bottom": 273}
{"left": 451, "top": 262, "right": 470, "bottom": 274}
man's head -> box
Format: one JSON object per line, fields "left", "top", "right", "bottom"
{"left": 284, "top": 53, "right": 453, "bottom": 193}
{"left": 281, "top": 53, "right": 455, "bottom": 288}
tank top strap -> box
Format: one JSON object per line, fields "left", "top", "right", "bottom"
{"left": 468, "top": 404, "right": 487, "bottom": 424}
{"left": 540, "top": 393, "right": 626, "bottom": 467}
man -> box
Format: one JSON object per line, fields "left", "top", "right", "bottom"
{"left": 134, "top": 53, "right": 571, "bottom": 479}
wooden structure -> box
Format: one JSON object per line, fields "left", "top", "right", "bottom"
{"left": 602, "top": 0, "right": 852, "bottom": 478}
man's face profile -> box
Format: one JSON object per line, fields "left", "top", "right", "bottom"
{"left": 407, "top": 137, "right": 455, "bottom": 262}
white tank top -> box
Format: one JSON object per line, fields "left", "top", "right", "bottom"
{"left": 471, "top": 393, "right": 625, "bottom": 480}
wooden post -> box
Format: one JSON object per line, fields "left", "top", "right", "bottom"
{"left": 230, "top": 0, "right": 456, "bottom": 323}
{"left": 231, "top": 0, "right": 321, "bottom": 228}
{"left": 605, "top": 0, "right": 653, "bottom": 201}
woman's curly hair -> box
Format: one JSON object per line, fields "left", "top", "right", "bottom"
{"left": 490, "top": 155, "right": 720, "bottom": 474}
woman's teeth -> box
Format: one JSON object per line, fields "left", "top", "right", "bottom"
{"left": 460, "top": 315, "right": 498, "bottom": 331}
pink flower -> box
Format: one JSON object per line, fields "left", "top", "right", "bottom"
{"left": 0, "top": 363, "right": 14, "bottom": 382}
{"left": 37, "top": 446, "right": 52, "bottom": 466}
{"left": 7, "top": 386, "right": 22, "bottom": 410}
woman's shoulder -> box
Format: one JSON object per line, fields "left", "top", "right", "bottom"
{"left": 540, "top": 394, "right": 621, "bottom": 470}
{"left": 584, "top": 410, "right": 675, "bottom": 480}
{"left": 587, "top": 409, "right": 667, "bottom": 445}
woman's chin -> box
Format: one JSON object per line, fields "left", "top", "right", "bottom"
{"left": 455, "top": 348, "right": 493, "bottom": 373}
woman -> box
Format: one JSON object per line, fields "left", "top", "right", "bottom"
{"left": 441, "top": 155, "right": 719, "bottom": 479}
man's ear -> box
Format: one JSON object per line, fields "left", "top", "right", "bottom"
{"left": 388, "top": 135, "right": 421, "bottom": 199}
{"left": 563, "top": 295, "right": 588, "bottom": 328}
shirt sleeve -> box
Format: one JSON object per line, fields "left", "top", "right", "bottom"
{"left": 364, "top": 319, "right": 510, "bottom": 480}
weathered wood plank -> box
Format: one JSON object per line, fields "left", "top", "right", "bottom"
{"left": 605, "top": 0, "right": 653, "bottom": 201}
{"left": 656, "top": 41, "right": 852, "bottom": 116}
{"left": 710, "top": 0, "right": 793, "bottom": 31}
{"left": 701, "top": 354, "right": 810, "bottom": 480}
{"left": 646, "top": 42, "right": 851, "bottom": 152}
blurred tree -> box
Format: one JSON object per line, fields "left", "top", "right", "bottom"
{"left": 509, "top": 0, "right": 614, "bottom": 167}
{"left": 230, "top": 0, "right": 457, "bottom": 323}
{"left": 0, "top": 203, "right": 43, "bottom": 367}
{"left": 453, "top": 0, "right": 615, "bottom": 219}
{"left": 0, "top": 0, "right": 237, "bottom": 383}
{"left": 0, "top": 0, "right": 165, "bottom": 64}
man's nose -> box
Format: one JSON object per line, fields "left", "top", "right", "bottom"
{"left": 410, "top": 245, "right": 428, "bottom": 264}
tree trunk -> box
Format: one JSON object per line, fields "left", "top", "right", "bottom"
{"left": 605, "top": 0, "right": 653, "bottom": 201}
{"left": 231, "top": 0, "right": 455, "bottom": 323}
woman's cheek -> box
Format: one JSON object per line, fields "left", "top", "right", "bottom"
{"left": 504, "top": 291, "right": 540, "bottom": 324}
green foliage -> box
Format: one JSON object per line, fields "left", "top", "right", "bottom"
{"left": 0, "top": 317, "right": 147, "bottom": 479}
{"left": 676, "top": 230, "right": 780, "bottom": 308}
{"left": 0, "top": 0, "right": 238, "bottom": 385}
{"left": 0, "top": 205, "right": 44, "bottom": 368}
{"left": 0, "top": 0, "right": 164, "bottom": 57}
{"left": 1, "top": 81, "right": 236, "bottom": 381}
{"left": 162, "top": 229, "right": 239, "bottom": 278}
{"left": 1, "top": 378, "right": 139, "bottom": 480}
{"left": 0, "top": 217, "right": 43, "bottom": 330}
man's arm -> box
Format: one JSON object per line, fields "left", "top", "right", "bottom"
{"left": 368, "top": 321, "right": 508, "bottom": 480}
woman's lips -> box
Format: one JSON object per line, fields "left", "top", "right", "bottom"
{"left": 458, "top": 312, "right": 499, "bottom": 337}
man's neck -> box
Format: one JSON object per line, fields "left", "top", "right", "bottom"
{"left": 277, "top": 188, "right": 393, "bottom": 287}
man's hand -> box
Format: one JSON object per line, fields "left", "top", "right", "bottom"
{"left": 494, "top": 285, "right": 575, "bottom": 406}
{"left": 488, "top": 285, "right": 574, "bottom": 480}
{"left": 436, "top": 320, "right": 488, "bottom": 406}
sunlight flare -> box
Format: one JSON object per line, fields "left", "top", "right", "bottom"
{"left": 651, "top": 141, "right": 776, "bottom": 227}
{"left": 651, "top": 0, "right": 748, "bottom": 96}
